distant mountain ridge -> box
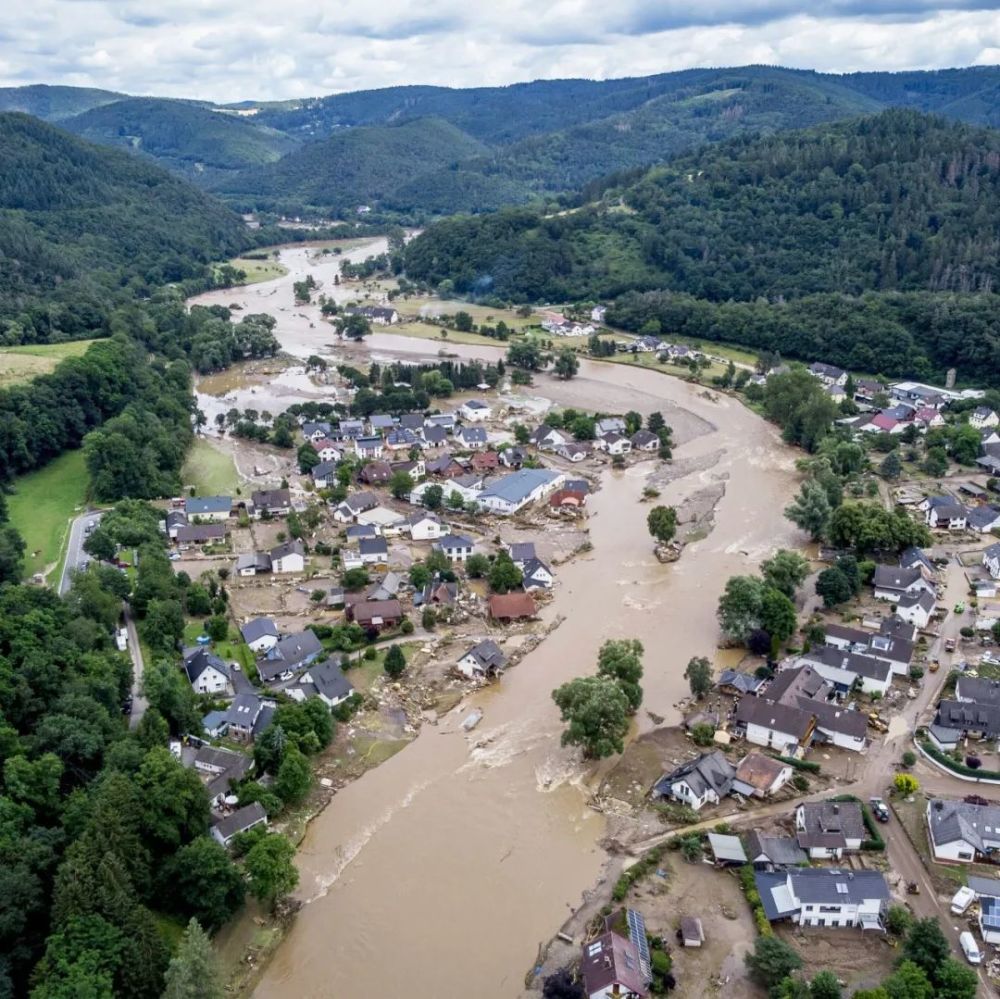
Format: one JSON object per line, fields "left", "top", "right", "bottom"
{"left": 3, "top": 65, "right": 1000, "bottom": 216}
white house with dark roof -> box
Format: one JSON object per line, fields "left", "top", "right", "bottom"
{"left": 595, "top": 431, "right": 632, "bottom": 455}
{"left": 184, "top": 495, "right": 232, "bottom": 522}
{"left": 270, "top": 539, "right": 305, "bottom": 573}
{"left": 921, "top": 496, "right": 968, "bottom": 530}
{"left": 927, "top": 798, "right": 1000, "bottom": 863}
{"left": 795, "top": 801, "right": 865, "bottom": 859}
{"left": 212, "top": 802, "right": 268, "bottom": 848}
{"left": 258, "top": 629, "right": 323, "bottom": 683}
{"left": 183, "top": 648, "right": 231, "bottom": 695}
{"left": 240, "top": 617, "right": 279, "bottom": 654}
{"left": 983, "top": 543, "right": 1000, "bottom": 580}
{"left": 406, "top": 511, "right": 444, "bottom": 541}
{"left": 459, "top": 399, "right": 491, "bottom": 422}
{"left": 652, "top": 751, "right": 736, "bottom": 812}
{"left": 872, "top": 564, "right": 934, "bottom": 603}
{"left": 755, "top": 869, "right": 889, "bottom": 930}
{"left": 289, "top": 657, "right": 354, "bottom": 708}
{"left": 456, "top": 640, "right": 507, "bottom": 679}
{"left": 895, "top": 590, "right": 936, "bottom": 629}
{"left": 456, "top": 425, "right": 488, "bottom": 449}
{"left": 793, "top": 646, "right": 892, "bottom": 698}
{"left": 311, "top": 460, "right": 339, "bottom": 488}
{"left": 435, "top": 534, "right": 474, "bottom": 562}
{"left": 809, "top": 362, "right": 848, "bottom": 386}
{"left": 521, "top": 557, "right": 555, "bottom": 590}
{"left": 971, "top": 407, "right": 999, "bottom": 430}
{"left": 225, "top": 693, "right": 263, "bottom": 741}
{"left": 528, "top": 424, "right": 571, "bottom": 451}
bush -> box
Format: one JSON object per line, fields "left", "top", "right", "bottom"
{"left": 738, "top": 864, "right": 775, "bottom": 937}
{"left": 690, "top": 722, "right": 715, "bottom": 746}
{"left": 776, "top": 755, "right": 820, "bottom": 774}
{"left": 791, "top": 774, "right": 809, "bottom": 792}
{"left": 901, "top": 750, "right": 916, "bottom": 768}
{"left": 332, "top": 693, "right": 364, "bottom": 722}
{"left": 400, "top": 618, "right": 415, "bottom": 635}
{"left": 364, "top": 646, "right": 377, "bottom": 661}
{"left": 960, "top": 626, "right": 975, "bottom": 638}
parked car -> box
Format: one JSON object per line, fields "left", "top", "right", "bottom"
{"left": 951, "top": 886, "right": 976, "bottom": 914}
{"left": 959, "top": 931, "right": 982, "bottom": 965}
{"left": 869, "top": 798, "right": 890, "bottom": 823}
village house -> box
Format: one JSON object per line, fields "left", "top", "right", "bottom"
{"left": 346, "top": 523, "right": 379, "bottom": 542}
{"left": 347, "top": 599, "right": 404, "bottom": 631}
{"left": 859, "top": 413, "right": 902, "bottom": 435}
{"left": 591, "top": 305, "right": 607, "bottom": 323}
{"left": 933, "top": 699, "right": 1000, "bottom": 743}
{"left": 358, "top": 536, "right": 389, "bottom": 565}
{"left": 733, "top": 697, "right": 815, "bottom": 755}
{"left": 652, "top": 751, "right": 736, "bottom": 812}
{"left": 456, "top": 425, "right": 488, "bottom": 449}
{"left": 414, "top": 578, "right": 458, "bottom": 607}
{"left": 224, "top": 693, "right": 264, "bottom": 741}
{"left": 240, "top": 617, "right": 279, "bottom": 654}
{"left": 927, "top": 798, "right": 1000, "bottom": 863}
{"left": 183, "top": 647, "right": 231, "bottom": 695}
{"left": 894, "top": 590, "right": 936, "bottom": 629}
{"left": 366, "top": 571, "right": 403, "bottom": 603}
{"left": 556, "top": 442, "right": 590, "bottom": 462}
{"left": 384, "top": 428, "right": 422, "bottom": 452}
{"left": 595, "top": 432, "right": 632, "bottom": 455}
{"left": 921, "top": 496, "right": 969, "bottom": 530}
{"left": 338, "top": 418, "right": 367, "bottom": 439}
{"left": 312, "top": 439, "right": 345, "bottom": 463}
{"left": 580, "top": 924, "right": 650, "bottom": 999}
{"left": 488, "top": 592, "right": 536, "bottom": 623}
{"left": 258, "top": 630, "right": 323, "bottom": 683}
{"left": 435, "top": 533, "right": 474, "bottom": 562}
{"left": 970, "top": 407, "right": 999, "bottom": 430}
{"left": 184, "top": 495, "right": 232, "bottom": 522}
{"left": 470, "top": 450, "right": 499, "bottom": 473}
{"left": 529, "top": 424, "right": 572, "bottom": 451}
{"left": 459, "top": 399, "right": 492, "bottom": 422}
{"left": 983, "top": 543, "right": 1000, "bottom": 580}
{"left": 872, "top": 564, "right": 934, "bottom": 603}
{"left": 333, "top": 491, "right": 379, "bottom": 522}
{"left": 358, "top": 460, "right": 392, "bottom": 486}
{"left": 251, "top": 488, "right": 292, "bottom": 518}
{"left": 425, "top": 413, "right": 456, "bottom": 432}
{"left": 809, "top": 362, "right": 848, "bottom": 387}
{"left": 369, "top": 413, "right": 395, "bottom": 432}
{"left": 549, "top": 487, "right": 588, "bottom": 509}
{"left": 311, "top": 460, "right": 339, "bottom": 488}
{"left": 354, "top": 435, "right": 385, "bottom": 460}
{"left": 755, "top": 869, "right": 889, "bottom": 930}
{"left": 421, "top": 424, "right": 448, "bottom": 448}
{"left": 968, "top": 505, "right": 1000, "bottom": 534}
{"left": 630, "top": 430, "right": 660, "bottom": 452}
{"left": 499, "top": 446, "right": 528, "bottom": 469}
{"left": 406, "top": 511, "right": 444, "bottom": 541}
{"left": 632, "top": 335, "right": 663, "bottom": 353}
{"left": 792, "top": 647, "right": 893, "bottom": 697}
{"left": 900, "top": 546, "right": 937, "bottom": 579}
{"left": 425, "top": 453, "right": 465, "bottom": 478}
{"left": 732, "top": 754, "right": 794, "bottom": 799}
{"left": 212, "top": 802, "right": 268, "bottom": 848}
{"left": 270, "top": 539, "right": 305, "bottom": 573}
{"left": 301, "top": 421, "right": 332, "bottom": 441}
{"left": 521, "top": 557, "right": 555, "bottom": 590}
{"left": 175, "top": 523, "right": 227, "bottom": 547}
{"left": 716, "top": 669, "right": 766, "bottom": 697}
{"left": 289, "top": 657, "right": 354, "bottom": 708}
{"left": 392, "top": 457, "right": 426, "bottom": 479}
{"left": 399, "top": 413, "right": 424, "bottom": 432}
{"left": 767, "top": 667, "right": 869, "bottom": 752}
{"left": 235, "top": 552, "right": 271, "bottom": 576}
{"left": 357, "top": 505, "right": 406, "bottom": 533}
{"left": 795, "top": 801, "right": 865, "bottom": 859}
{"left": 165, "top": 510, "right": 187, "bottom": 539}
{"left": 456, "top": 640, "right": 507, "bottom": 679}
{"left": 345, "top": 304, "right": 399, "bottom": 325}
{"left": 478, "top": 468, "right": 564, "bottom": 515}
{"left": 853, "top": 379, "right": 886, "bottom": 404}
{"left": 745, "top": 832, "right": 808, "bottom": 871}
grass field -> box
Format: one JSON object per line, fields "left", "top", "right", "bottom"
{"left": 8, "top": 449, "right": 89, "bottom": 580}
{"left": 181, "top": 438, "right": 241, "bottom": 496}
{"left": 221, "top": 255, "right": 288, "bottom": 285}
{"left": 388, "top": 321, "right": 508, "bottom": 347}
{"left": 0, "top": 339, "right": 98, "bottom": 388}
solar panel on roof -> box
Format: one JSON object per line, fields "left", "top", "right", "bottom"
{"left": 982, "top": 900, "right": 1000, "bottom": 930}
{"left": 626, "top": 908, "right": 652, "bottom": 982}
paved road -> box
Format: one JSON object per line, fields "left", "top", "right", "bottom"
{"left": 58, "top": 510, "right": 103, "bottom": 595}
{"left": 124, "top": 604, "right": 148, "bottom": 730}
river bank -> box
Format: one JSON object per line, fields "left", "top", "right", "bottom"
{"left": 188, "top": 239, "right": 803, "bottom": 998}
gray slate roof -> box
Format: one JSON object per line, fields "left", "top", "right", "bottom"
{"left": 213, "top": 802, "right": 267, "bottom": 842}
{"left": 928, "top": 798, "right": 1000, "bottom": 852}
{"left": 936, "top": 699, "right": 1000, "bottom": 736}
{"left": 789, "top": 868, "right": 889, "bottom": 905}
{"left": 654, "top": 751, "right": 736, "bottom": 800}
{"left": 240, "top": 617, "right": 278, "bottom": 644}
{"left": 956, "top": 676, "right": 1000, "bottom": 708}
{"left": 872, "top": 564, "right": 922, "bottom": 591}
{"left": 745, "top": 832, "right": 808, "bottom": 868}
{"left": 796, "top": 801, "right": 865, "bottom": 847}
{"left": 224, "top": 693, "right": 261, "bottom": 728}
{"left": 460, "top": 640, "right": 507, "bottom": 673}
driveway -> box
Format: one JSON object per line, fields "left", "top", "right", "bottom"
{"left": 58, "top": 509, "right": 103, "bottom": 595}
{"left": 124, "top": 604, "right": 148, "bottom": 730}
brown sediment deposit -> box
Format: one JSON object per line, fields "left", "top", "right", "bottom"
{"left": 191, "top": 242, "right": 804, "bottom": 999}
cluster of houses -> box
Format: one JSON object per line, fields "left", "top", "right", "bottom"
{"left": 531, "top": 416, "right": 660, "bottom": 462}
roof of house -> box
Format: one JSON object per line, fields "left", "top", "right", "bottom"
{"left": 213, "top": 802, "right": 267, "bottom": 842}
{"left": 437, "top": 533, "right": 474, "bottom": 550}
{"left": 969, "top": 506, "right": 1000, "bottom": 531}
{"left": 359, "top": 461, "right": 392, "bottom": 481}
{"left": 366, "top": 570, "right": 403, "bottom": 601}
{"left": 235, "top": 552, "right": 271, "bottom": 572}
{"left": 184, "top": 647, "right": 230, "bottom": 685}
{"left": 270, "top": 538, "right": 305, "bottom": 561}
{"left": 224, "top": 692, "right": 262, "bottom": 727}
{"left": 788, "top": 868, "right": 889, "bottom": 905}
{"left": 240, "top": 617, "right": 279, "bottom": 644}
{"left": 630, "top": 430, "right": 659, "bottom": 447}
{"left": 804, "top": 698, "right": 869, "bottom": 740}
{"left": 205, "top": 753, "right": 253, "bottom": 801}
{"left": 707, "top": 833, "right": 747, "bottom": 864}
{"left": 735, "top": 753, "right": 790, "bottom": 793}
{"left": 823, "top": 623, "right": 871, "bottom": 645}
{"left": 717, "top": 669, "right": 765, "bottom": 695}
{"left": 927, "top": 798, "right": 1000, "bottom": 852}
{"left": 252, "top": 488, "right": 290, "bottom": 509}
{"left": 312, "top": 460, "right": 338, "bottom": 479}
{"left": 654, "top": 751, "right": 736, "bottom": 800}
{"left": 488, "top": 592, "right": 537, "bottom": 620}
{"left": 186, "top": 495, "right": 231, "bottom": 515}
{"left": 508, "top": 541, "right": 537, "bottom": 562}
{"left": 580, "top": 931, "right": 648, "bottom": 999}
{"left": 936, "top": 698, "right": 1000, "bottom": 735}
{"left": 359, "top": 536, "right": 389, "bottom": 556}
{"left": 480, "top": 468, "right": 561, "bottom": 505}
{"left": 370, "top": 413, "right": 396, "bottom": 429}
{"left": 968, "top": 875, "right": 1000, "bottom": 899}
{"left": 202, "top": 709, "right": 228, "bottom": 733}
{"left": 195, "top": 745, "right": 245, "bottom": 772}
{"left": 346, "top": 523, "right": 378, "bottom": 540}
{"left": 460, "top": 640, "right": 506, "bottom": 672}
{"left": 521, "top": 557, "right": 553, "bottom": 585}
{"left": 800, "top": 646, "right": 893, "bottom": 683}
{"left": 766, "top": 666, "right": 830, "bottom": 704}
{"left": 810, "top": 362, "right": 845, "bottom": 378}
{"left": 985, "top": 542, "right": 1000, "bottom": 560}
{"left": 306, "top": 657, "right": 354, "bottom": 702}
{"left": 458, "top": 426, "right": 488, "bottom": 443}
{"left": 900, "top": 546, "right": 935, "bottom": 572}
{"left": 351, "top": 598, "right": 404, "bottom": 623}
{"left": 462, "top": 398, "right": 490, "bottom": 411}
{"left": 744, "top": 832, "right": 808, "bottom": 867}
{"left": 797, "top": 801, "right": 865, "bottom": 847}
{"left": 344, "top": 490, "right": 378, "bottom": 512}
{"left": 176, "top": 523, "right": 227, "bottom": 544}
{"left": 734, "top": 696, "right": 814, "bottom": 740}
{"left": 399, "top": 413, "right": 424, "bottom": 430}
{"left": 872, "top": 564, "right": 922, "bottom": 591}
{"left": 258, "top": 630, "right": 323, "bottom": 681}
{"left": 930, "top": 501, "right": 968, "bottom": 521}
{"left": 897, "top": 589, "right": 936, "bottom": 613}
{"left": 423, "top": 425, "right": 448, "bottom": 444}
{"left": 956, "top": 676, "right": 1000, "bottom": 708}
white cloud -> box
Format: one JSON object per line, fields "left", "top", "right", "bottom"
{"left": 0, "top": 2, "right": 997, "bottom": 102}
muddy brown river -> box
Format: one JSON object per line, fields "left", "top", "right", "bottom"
{"left": 191, "top": 242, "right": 802, "bottom": 998}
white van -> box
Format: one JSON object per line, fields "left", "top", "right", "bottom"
{"left": 959, "top": 930, "right": 982, "bottom": 965}
{"left": 951, "top": 886, "right": 976, "bottom": 914}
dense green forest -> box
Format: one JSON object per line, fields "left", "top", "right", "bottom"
{"left": 212, "top": 116, "right": 490, "bottom": 214}
{"left": 0, "top": 113, "right": 251, "bottom": 344}
{"left": 63, "top": 98, "right": 299, "bottom": 182}
{"left": 404, "top": 111, "right": 1000, "bottom": 382}
{"left": 8, "top": 65, "right": 1000, "bottom": 217}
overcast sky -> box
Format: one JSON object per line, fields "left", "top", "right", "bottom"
{"left": 1, "top": 1, "right": 998, "bottom": 102}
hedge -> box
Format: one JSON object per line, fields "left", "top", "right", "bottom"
{"left": 738, "top": 864, "right": 774, "bottom": 937}
{"left": 920, "top": 738, "right": 1000, "bottom": 781}
{"left": 775, "top": 755, "right": 821, "bottom": 774}
{"left": 612, "top": 842, "right": 669, "bottom": 901}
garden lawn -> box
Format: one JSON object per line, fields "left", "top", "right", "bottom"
{"left": 181, "top": 438, "right": 241, "bottom": 496}
{"left": 9, "top": 449, "right": 89, "bottom": 581}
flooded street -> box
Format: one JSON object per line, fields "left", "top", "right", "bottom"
{"left": 193, "top": 242, "right": 802, "bottom": 998}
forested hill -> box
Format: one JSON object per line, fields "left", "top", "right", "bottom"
{"left": 62, "top": 98, "right": 299, "bottom": 182}
{"left": 0, "top": 83, "right": 123, "bottom": 120}
{"left": 404, "top": 110, "right": 1000, "bottom": 383}
{"left": 211, "top": 116, "right": 491, "bottom": 214}
{"left": 0, "top": 112, "right": 250, "bottom": 343}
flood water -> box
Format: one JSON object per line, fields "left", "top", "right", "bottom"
{"left": 193, "top": 242, "right": 802, "bottom": 998}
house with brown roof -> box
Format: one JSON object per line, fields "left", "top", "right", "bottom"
{"left": 549, "top": 488, "right": 587, "bottom": 509}
{"left": 732, "top": 754, "right": 793, "bottom": 798}
{"left": 488, "top": 592, "right": 536, "bottom": 622}
{"left": 580, "top": 928, "right": 649, "bottom": 999}
{"left": 347, "top": 599, "right": 404, "bottom": 631}
{"left": 359, "top": 460, "right": 393, "bottom": 486}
